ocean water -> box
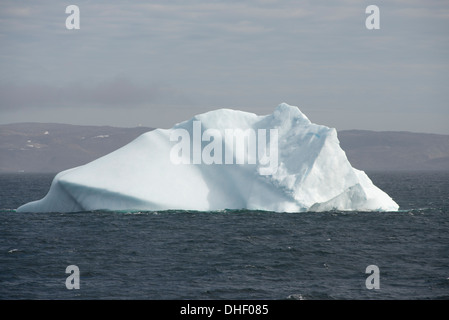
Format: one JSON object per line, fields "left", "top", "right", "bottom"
{"left": 0, "top": 171, "right": 448, "bottom": 300}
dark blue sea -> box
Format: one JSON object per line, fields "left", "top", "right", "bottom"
{"left": 0, "top": 171, "right": 448, "bottom": 300}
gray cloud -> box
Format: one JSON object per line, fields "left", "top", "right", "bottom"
{"left": 0, "top": 78, "right": 188, "bottom": 110}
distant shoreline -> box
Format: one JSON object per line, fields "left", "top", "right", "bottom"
{"left": 1, "top": 123, "right": 448, "bottom": 173}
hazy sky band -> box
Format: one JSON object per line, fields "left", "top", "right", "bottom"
{"left": 0, "top": 0, "right": 448, "bottom": 133}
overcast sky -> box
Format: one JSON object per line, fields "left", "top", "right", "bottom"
{"left": 1, "top": 0, "right": 448, "bottom": 134}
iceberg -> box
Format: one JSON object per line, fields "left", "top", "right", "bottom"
{"left": 17, "top": 103, "right": 399, "bottom": 213}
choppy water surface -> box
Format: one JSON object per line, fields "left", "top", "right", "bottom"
{"left": 0, "top": 172, "right": 448, "bottom": 299}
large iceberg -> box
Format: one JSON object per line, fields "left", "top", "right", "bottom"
{"left": 17, "top": 103, "right": 399, "bottom": 213}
